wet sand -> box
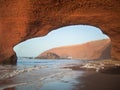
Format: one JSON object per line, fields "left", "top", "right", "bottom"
{"left": 1, "top": 59, "right": 120, "bottom": 90}
{"left": 67, "top": 60, "right": 120, "bottom": 90}
{"left": 74, "top": 71, "right": 120, "bottom": 90}
{"left": 3, "top": 70, "right": 120, "bottom": 90}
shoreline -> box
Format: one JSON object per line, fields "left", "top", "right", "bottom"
{"left": 63, "top": 59, "right": 120, "bottom": 90}
{"left": 73, "top": 71, "right": 120, "bottom": 90}
{"left": 63, "top": 59, "right": 120, "bottom": 74}
{"left": 1, "top": 59, "right": 120, "bottom": 90}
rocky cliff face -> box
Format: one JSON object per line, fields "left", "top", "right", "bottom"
{"left": 37, "top": 39, "right": 111, "bottom": 60}
{"left": 0, "top": 0, "right": 120, "bottom": 64}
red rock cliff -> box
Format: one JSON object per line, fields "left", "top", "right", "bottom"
{"left": 37, "top": 39, "right": 111, "bottom": 60}
{"left": 0, "top": 0, "right": 120, "bottom": 64}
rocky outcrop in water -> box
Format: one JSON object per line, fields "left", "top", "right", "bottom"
{"left": 36, "top": 52, "right": 60, "bottom": 59}
{"left": 0, "top": 0, "right": 120, "bottom": 64}
{"left": 37, "top": 39, "right": 111, "bottom": 60}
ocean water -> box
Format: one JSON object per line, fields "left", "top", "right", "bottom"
{"left": 0, "top": 58, "right": 84, "bottom": 90}
{"left": 1, "top": 58, "right": 120, "bottom": 90}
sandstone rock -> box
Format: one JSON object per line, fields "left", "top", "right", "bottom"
{"left": 0, "top": 0, "right": 120, "bottom": 64}
{"left": 37, "top": 39, "right": 111, "bottom": 60}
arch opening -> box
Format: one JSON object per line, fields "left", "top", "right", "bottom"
{"left": 13, "top": 25, "right": 111, "bottom": 61}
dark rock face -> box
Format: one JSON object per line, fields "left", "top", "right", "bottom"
{"left": 99, "top": 43, "right": 111, "bottom": 60}
{"left": 0, "top": 0, "right": 120, "bottom": 64}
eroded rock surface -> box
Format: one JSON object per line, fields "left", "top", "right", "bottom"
{"left": 0, "top": 0, "right": 120, "bottom": 64}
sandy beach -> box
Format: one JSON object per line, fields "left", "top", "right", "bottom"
{"left": 65, "top": 59, "right": 120, "bottom": 90}
{"left": 74, "top": 71, "right": 120, "bottom": 90}
{"left": 0, "top": 59, "right": 120, "bottom": 90}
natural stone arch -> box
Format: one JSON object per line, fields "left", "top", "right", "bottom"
{"left": 0, "top": 0, "right": 120, "bottom": 64}
{"left": 14, "top": 25, "right": 110, "bottom": 59}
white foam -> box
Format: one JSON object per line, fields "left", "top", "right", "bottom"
{"left": 81, "top": 63, "right": 105, "bottom": 72}
{"left": 0, "top": 65, "right": 47, "bottom": 80}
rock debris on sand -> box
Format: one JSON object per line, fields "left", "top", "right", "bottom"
{"left": 64, "top": 59, "right": 120, "bottom": 74}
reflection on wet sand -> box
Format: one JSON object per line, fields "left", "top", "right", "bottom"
{"left": 4, "top": 87, "right": 15, "bottom": 90}
{"left": 1, "top": 59, "right": 120, "bottom": 90}
{"left": 74, "top": 71, "right": 120, "bottom": 90}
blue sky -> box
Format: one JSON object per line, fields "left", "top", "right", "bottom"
{"left": 14, "top": 25, "right": 109, "bottom": 57}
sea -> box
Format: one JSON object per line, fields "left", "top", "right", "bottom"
{"left": 0, "top": 58, "right": 120, "bottom": 90}
{"left": 0, "top": 58, "right": 84, "bottom": 90}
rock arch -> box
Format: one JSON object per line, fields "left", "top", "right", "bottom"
{"left": 0, "top": 0, "right": 120, "bottom": 64}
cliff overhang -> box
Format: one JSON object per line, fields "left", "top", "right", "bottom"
{"left": 0, "top": 0, "right": 120, "bottom": 64}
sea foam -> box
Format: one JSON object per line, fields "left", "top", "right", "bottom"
{"left": 0, "top": 65, "right": 47, "bottom": 80}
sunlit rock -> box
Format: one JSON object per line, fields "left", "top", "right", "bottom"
{"left": 37, "top": 39, "right": 111, "bottom": 60}
{"left": 0, "top": 0, "right": 120, "bottom": 64}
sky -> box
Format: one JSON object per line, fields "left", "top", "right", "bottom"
{"left": 14, "top": 25, "right": 109, "bottom": 57}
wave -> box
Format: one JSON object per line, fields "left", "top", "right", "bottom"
{"left": 0, "top": 65, "right": 47, "bottom": 80}
{"left": 0, "top": 68, "right": 72, "bottom": 90}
